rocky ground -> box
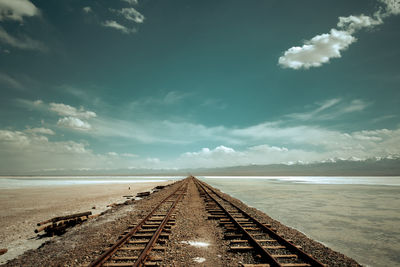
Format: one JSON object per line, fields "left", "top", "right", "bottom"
{"left": 1, "top": 178, "right": 361, "bottom": 267}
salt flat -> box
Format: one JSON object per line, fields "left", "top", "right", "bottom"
{"left": 202, "top": 176, "right": 400, "bottom": 267}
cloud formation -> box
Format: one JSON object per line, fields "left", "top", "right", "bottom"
{"left": 57, "top": 117, "right": 92, "bottom": 131}
{"left": 5, "top": 97, "right": 400, "bottom": 171}
{"left": 278, "top": 0, "right": 399, "bottom": 69}
{"left": 337, "top": 15, "right": 382, "bottom": 33}
{"left": 176, "top": 127, "right": 400, "bottom": 168}
{"left": 0, "top": 0, "right": 39, "bottom": 21}
{"left": 102, "top": 20, "right": 136, "bottom": 34}
{"left": 0, "top": 26, "right": 46, "bottom": 51}
{"left": 379, "top": 0, "right": 400, "bottom": 15}
{"left": 117, "top": 8, "right": 145, "bottom": 23}
{"left": 0, "top": 129, "right": 143, "bottom": 173}
{"left": 48, "top": 102, "right": 96, "bottom": 131}
{"left": 285, "top": 98, "right": 369, "bottom": 121}
{"left": 49, "top": 103, "right": 96, "bottom": 119}
{"left": 25, "top": 127, "right": 55, "bottom": 135}
{"left": 121, "top": 0, "right": 138, "bottom": 6}
{"left": 0, "top": 1, "right": 45, "bottom": 51}
{"left": 279, "top": 29, "right": 356, "bottom": 69}
{"left": 82, "top": 6, "right": 92, "bottom": 13}
{"left": 19, "top": 100, "right": 97, "bottom": 132}
{"left": 0, "top": 72, "right": 23, "bottom": 89}
{"left": 90, "top": 1, "right": 144, "bottom": 34}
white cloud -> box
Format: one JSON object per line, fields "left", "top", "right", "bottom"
{"left": 286, "top": 98, "right": 369, "bottom": 121}
{"left": 25, "top": 127, "right": 55, "bottom": 135}
{"left": 7, "top": 96, "right": 400, "bottom": 171}
{"left": 33, "top": 99, "right": 43, "bottom": 105}
{"left": 121, "top": 153, "right": 138, "bottom": 157}
{"left": 176, "top": 126, "right": 400, "bottom": 168}
{"left": 380, "top": 0, "right": 400, "bottom": 15}
{"left": 337, "top": 14, "right": 382, "bottom": 33}
{"left": 0, "top": 129, "right": 30, "bottom": 147}
{"left": 129, "top": 91, "right": 191, "bottom": 111}
{"left": 178, "top": 144, "right": 320, "bottom": 168}
{"left": 0, "top": 72, "right": 23, "bottom": 89}
{"left": 1, "top": 120, "right": 400, "bottom": 171}
{"left": 102, "top": 20, "right": 136, "bottom": 34}
{"left": 249, "top": 144, "right": 289, "bottom": 153}
{"left": 0, "top": 26, "right": 46, "bottom": 51}
{"left": 286, "top": 98, "right": 341, "bottom": 120}
{"left": 49, "top": 103, "right": 96, "bottom": 119}
{"left": 82, "top": 6, "right": 92, "bottom": 13}
{"left": 183, "top": 146, "right": 236, "bottom": 157}
{"left": 116, "top": 7, "right": 144, "bottom": 23}
{"left": 122, "top": 0, "right": 138, "bottom": 5}
{"left": 17, "top": 100, "right": 96, "bottom": 132}
{"left": 279, "top": 1, "right": 400, "bottom": 70}
{"left": 0, "top": 0, "right": 40, "bottom": 22}
{"left": 92, "top": 117, "right": 235, "bottom": 145}
{"left": 146, "top": 157, "right": 160, "bottom": 164}
{"left": 163, "top": 91, "right": 188, "bottom": 104}
{"left": 0, "top": 129, "right": 143, "bottom": 173}
{"left": 341, "top": 99, "right": 370, "bottom": 113}
{"left": 57, "top": 117, "right": 92, "bottom": 131}
{"left": 278, "top": 29, "right": 356, "bottom": 69}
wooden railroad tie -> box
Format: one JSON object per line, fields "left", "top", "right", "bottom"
{"left": 230, "top": 245, "right": 302, "bottom": 250}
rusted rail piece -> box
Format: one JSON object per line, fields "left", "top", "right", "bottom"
{"left": 88, "top": 178, "right": 188, "bottom": 267}
{"left": 136, "top": 191, "right": 151, "bottom": 197}
{"left": 133, "top": 184, "right": 186, "bottom": 266}
{"left": 37, "top": 211, "right": 92, "bottom": 226}
{"left": 35, "top": 215, "right": 89, "bottom": 235}
{"left": 194, "top": 178, "right": 325, "bottom": 267}
{"left": 0, "top": 248, "right": 7, "bottom": 255}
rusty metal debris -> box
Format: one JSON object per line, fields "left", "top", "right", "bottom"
{"left": 136, "top": 191, "right": 151, "bottom": 197}
{"left": 35, "top": 211, "right": 92, "bottom": 236}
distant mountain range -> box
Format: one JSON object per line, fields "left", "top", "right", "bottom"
{"left": 190, "top": 156, "right": 400, "bottom": 176}
{"left": 8, "top": 155, "right": 400, "bottom": 176}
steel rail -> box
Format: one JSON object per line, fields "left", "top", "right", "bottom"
{"left": 133, "top": 183, "right": 187, "bottom": 266}
{"left": 88, "top": 179, "right": 188, "bottom": 267}
{"left": 195, "top": 178, "right": 325, "bottom": 267}
{"left": 194, "top": 179, "right": 281, "bottom": 266}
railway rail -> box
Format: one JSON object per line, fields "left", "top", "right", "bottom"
{"left": 88, "top": 178, "right": 188, "bottom": 267}
{"left": 194, "top": 178, "right": 325, "bottom": 267}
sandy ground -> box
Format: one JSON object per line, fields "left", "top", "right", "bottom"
{"left": 0, "top": 181, "right": 172, "bottom": 264}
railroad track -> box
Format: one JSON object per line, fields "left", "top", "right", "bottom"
{"left": 88, "top": 178, "right": 188, "bottom": 267}
{"left": 194, "top": 178, "right": 325, "bottom": 267}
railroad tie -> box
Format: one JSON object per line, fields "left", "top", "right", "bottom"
{"left": 280, "top": 264, "right": 312, "bottom": 267}
{"left": 241, "top": 264, "right": 270, "bottom": 267}
{"left": 111, "top": 255, "right": 162, "bottom": 261}
{"left": 230, "top": 239, "right": 279, "bottom": 243}
{"left": 271, "top": 254, "right": 298, "bottom": 259}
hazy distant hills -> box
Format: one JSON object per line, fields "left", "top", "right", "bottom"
{"left": 190, "top": 157, "right": 400, "bottom": 176}
{"left": 12, "top": 156, "right": 400, "bottom": 176}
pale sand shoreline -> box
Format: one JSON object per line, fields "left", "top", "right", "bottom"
{"left": 0, "top": 181, "right": 173, "bottom": 264}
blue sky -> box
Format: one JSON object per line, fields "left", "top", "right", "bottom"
{"left": 0, "top": 0, "right": 399, "bottom": 173}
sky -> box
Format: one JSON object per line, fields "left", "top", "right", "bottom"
{"left": 0, "top": 0, "right": 399, "bottom": 174}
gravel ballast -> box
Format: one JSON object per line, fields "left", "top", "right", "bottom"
{"left": 1, "top": 178, "right": 361, "bottom": 267}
